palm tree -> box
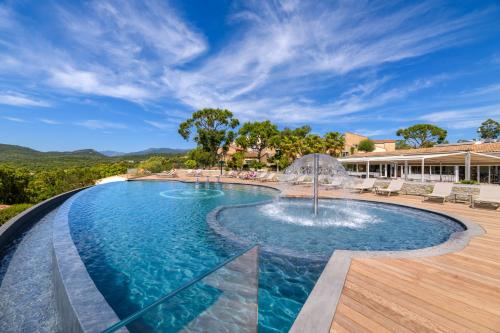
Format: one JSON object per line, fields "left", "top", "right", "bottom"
{"left": 324, "top": 132, "right": 345, "bottom": 157}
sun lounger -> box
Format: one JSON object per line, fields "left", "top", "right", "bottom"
{"left": 292, "top": 175, "right": 308, "bottom": 185}
{"left": 472, "top": 185, "right": 500, "bottom": 208}
{"left": 423, "top": 182, "right": 454, "bottom": 203}
{"left": 264, "top": 173, "right": 277, "bottom": 182}
{"left": 351, "top": 178, "right": 376, "bottom": 193}
{"left": 322, "top": 178, "right": 343, "bottom": 190}
{"left": 256, "top": 172, "right": 269, "bottom": 180}
{"left": 375, "top": 179, "right": 404, "bottom": 196}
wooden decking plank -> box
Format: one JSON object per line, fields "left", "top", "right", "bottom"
{"left": 349, "top": 263, "right": 500, "bottom": 330}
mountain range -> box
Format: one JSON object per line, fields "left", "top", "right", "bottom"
{"left": 99, "top": 148, "right": 189, "bottom": 157}
{"left": 0, "top": 144, "right": 189, "bottom": 169}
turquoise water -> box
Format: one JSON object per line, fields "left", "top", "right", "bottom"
{"left": 68, "top": 181, "right": 463, "bottom": 332}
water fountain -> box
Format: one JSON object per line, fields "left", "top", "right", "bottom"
{"left": 283, "top": 153, "right": 351, "bottom": 215}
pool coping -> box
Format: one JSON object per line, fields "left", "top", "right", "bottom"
{"left": 51, "top": 190, "right": 127, "bottom": 333}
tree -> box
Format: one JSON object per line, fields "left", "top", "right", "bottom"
{"left": 184, "top": 160, "right": 197, "bottom": 169}
{"left": 227, "top": 151, "right": 245, "bottom": 170}
{"left": 138, "top": 156, "right": 172, "bottom": 173}
{"left": 357, "top": 139, "right": 375, "bottom": 152}
{"left": 396, "top": 124, "right": 447, "bottom": 148}
{"left": 236, "top": 120, "right": 279, "bottom": 161}
{"left": 187, "top": 148, "right": 213, "bottom": 168}
{"left": 302, "top": 134, "right": 326, "bottom": 155}
{"left": 179, "top": 108, "right": 239, "bottom": 166}
{"left": 477, "top": 118, "right": 500, "bottom": 140}
{"left": 395, "top": 140, "right": 412, "bottom": 150}
{"left": 324, "top": 132, "right": 345, "bottom": 157}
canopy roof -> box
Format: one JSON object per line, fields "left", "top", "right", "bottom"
{"left": 340, "top": 151, "right": 500, "bottom": 165}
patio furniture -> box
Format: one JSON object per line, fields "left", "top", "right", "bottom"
{"left": 322, "top": 178, "right": 343, "bottom": 190}
{"left": 423, "top": 182, "right": 454, "bottom": 203}
{"left": 375, "top": 179, "right": 404, "bottom": 196}
{"left": 471, "top": 185, "right": 500, "bottom": 208}
{"left": 263, "top": 173, "right": 277, "bottom": 182}
{"left": 351, "top": 178, "right": 376, "bottom": 193}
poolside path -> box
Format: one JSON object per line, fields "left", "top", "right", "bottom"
{"left": 138, "top": 173, "right": 500, "bottom": 333}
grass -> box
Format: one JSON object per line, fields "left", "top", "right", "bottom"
{"left": 0, "top": 204, "right": 33, "bottom": 226}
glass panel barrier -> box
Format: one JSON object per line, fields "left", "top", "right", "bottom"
{"left": 102, "top": 245, "right": 259, "bottom": 333}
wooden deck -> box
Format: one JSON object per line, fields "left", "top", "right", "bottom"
{"left": 327, "top": 193, "right": 500, "bottom": 333}
{"left": 137, "top": 174, "right": 500, "bottom": 332}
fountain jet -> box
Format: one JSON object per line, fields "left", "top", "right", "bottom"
{"left": 283, "top": 153, "right": 350, "bottom": 215}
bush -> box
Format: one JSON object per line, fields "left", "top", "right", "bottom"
{"left": 357, "top": 139, "right": 375, "bottom": 152}
{"left": 0, "top": 204, "right": 32, "bottom": 226}
{"left": 138, "top": 156, "right": 172, "bottom": 173}
{"left": 459, "top": 180, "right": 479, "bottom": 185}
{"left": 248, "top": 160, "right": 264, "bottom": 170}
{"left": 184, "top": 159, "right": 197, "bottom": 169}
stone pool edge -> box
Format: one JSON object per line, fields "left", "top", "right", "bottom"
{"left": 51, "top": 189, "right": 127, "bottom": 333}
{"left": 289, "top": 203, "right": 485, "bottom": 333}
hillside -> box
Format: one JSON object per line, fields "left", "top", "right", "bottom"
{"left": 100, "top": 147, "right": 189, "bottom": 157}
{"left": 0, "top": 144, "right": 187, "bottom": 169}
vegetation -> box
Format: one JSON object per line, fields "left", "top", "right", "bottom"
{"left": 236, "top": 120, "right": 279, "bottom": 161}
{"left": 477, "top": 118, "right": 499, "bottom": 140}
{"left": 324, "top": 132, "right": 345, "bottom": 157}
{"left": 0, "top": 204, "right": 33, "bottom": 226}
{"left": 138, "top": 156, "right": 172, "bottom": 173}
{"left": 357, "top": 139, "right": 376, "bottom": 152}
{"left": 396, "top": 124, "right": 447, "bottom": 148}
{"left": 184, "top": 160, "right": 197, "bottom": 169}
{"left": 179, "top": 108, "right": 239, "bottom": 166}
{"left": 395, "top": 139, "right": 412, "bottom": 150}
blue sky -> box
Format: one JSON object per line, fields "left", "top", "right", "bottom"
{"left": 0, "top": 0, "right": 499, "bottom": 152}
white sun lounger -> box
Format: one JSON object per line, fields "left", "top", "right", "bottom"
{"left": 423, "top": 182, "right": 454, "bottom": 203}
{"left": 351, "top": 178, "right": 376, "bottom": 193}
{"left": 375, "top": 179, "right": 404, "bottom": 196}
{"left": 472, "top": 185, "right": 500, "bottom": 208}
{"left": 322, "top": 178, "right": 343, "bottom": 190}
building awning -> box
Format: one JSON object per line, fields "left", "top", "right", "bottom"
{"left": 339, "top": 151, "right": 500, "bottom": 165}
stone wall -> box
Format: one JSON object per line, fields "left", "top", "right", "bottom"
{"left": 371, "top": 180, "right": 480, "bottom": 202}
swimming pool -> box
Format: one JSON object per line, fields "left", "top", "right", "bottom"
{"left": 64, "top": 181, "right": 465, "bottom": 332}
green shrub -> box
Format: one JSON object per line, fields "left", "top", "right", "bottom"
{"left": 459, "top": 180, "right": 479, "bottom": 185}
{"left": 0, "top": 204, "right": 32, "bottom": 225}
{"left": 184, "top": 159, "right": 197, "bottom": 169}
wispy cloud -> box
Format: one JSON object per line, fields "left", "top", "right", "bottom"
{"left": 39, "top": 118, "right": 61, "bottom": 125}
{"left": 0, "top": 93, "right": 50, "bottom": 107}
{"left": 144, "top": 120, "right": 172, "bottom": 130}
{"left": 78, "top": 119, "right": 128, "bottom": 130}
{"left": 419, "top": 104, "right": 500, "bottom": 129}
{"left": 0, "top": 0, "right": 206, "bottom": 103}
{"left": 162, "top": 1, "right": 491, "bottom": 122}
{"left": 3, "top": 116, "right": 26, "bottom": 123}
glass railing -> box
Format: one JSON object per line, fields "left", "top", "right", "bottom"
{"left": 102, "top": 245, "right": 259, "bottom": 333}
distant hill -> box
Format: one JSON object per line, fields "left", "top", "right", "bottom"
{"left": 0, "top": 144, "right": 188, "bottom": 169}
{"left": 100, "top": 150, "right": 125, "bottom": 157}
{"left": 100, "top": 147, "right": 189, "bottom": 157}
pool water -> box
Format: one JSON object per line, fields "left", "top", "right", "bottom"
{"left": 67, "top": 181, "right": 464, "bottom": 332}
{"left": 217, "top": 198, "right": 465, "bottom": 260}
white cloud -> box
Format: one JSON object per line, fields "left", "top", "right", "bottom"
{"left": 419, "top": 104, "right": 500, "bottom": 129}
{"left": 144, "top": 120, "right": 172, "bottom": 130}
{"left": 3, "top": 116, "right": 26, "bottom": 123}
{"left": 162, "top": 1, "right": 489, "bottom": 122}
{"left": 78, "top": 119, "right": 128, "bottom": 130}
{"left": 39, "top": 118, "right": 61, "bottom": 125}
{"left": 0, "top": 93, "right": 50, "bottom": 107}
